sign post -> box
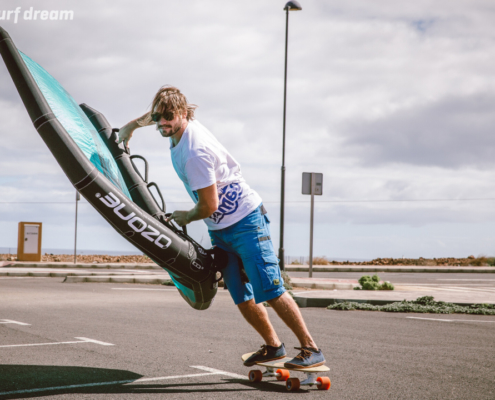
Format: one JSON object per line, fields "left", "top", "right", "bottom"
{"left": 302, "top": 172, "right": 323, "bottom": 277}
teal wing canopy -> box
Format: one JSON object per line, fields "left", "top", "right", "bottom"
{"left": 20, "top": 51, "right": 131, "bottom": 199}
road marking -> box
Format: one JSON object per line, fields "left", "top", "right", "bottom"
{"left": 111, "top": 288, "right": 178, "bottom": 291}
{"left": 404, "top": 285, "right": 492, "bottom": 293}
{"left": 0, "top": 372, "right": 220, "bottom": 397}
{"left": 407, "top": 317, "right": 495, "bottom": 323}
{"left": 0, "top": 337, "right": 114, "bottom": 348}
{"left": 0, "top": 319, "right": 31, "bottom": 325}
{"left": 437, "top": 279, "right": 495, "bottom": 281}
{"left": 191, "top": 366, "right": 246, "bottom": 379}
{"left": 75, "top": 337, "right": 114, "bottom": 346}
{"left": 291, "top": 290, "right": 329, "bottom": 295}
{"left": 111, "top": 288, "right": 230, "bottom": 293}
{"left": 399, "top": 283, "right": 495, "bottom": 286}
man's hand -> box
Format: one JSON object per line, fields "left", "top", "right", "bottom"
{"left": 117, "top": 123, "right": 136, "bottom": 148}
{"left": 166, "top": 210, "right": 190, "bottom": 227}
{"left": 117, "top": 113, "right": 152, "bottom": 148}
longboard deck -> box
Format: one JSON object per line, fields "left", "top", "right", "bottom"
{"left": 242, "top": 352, "right": 330, "bottom": 373}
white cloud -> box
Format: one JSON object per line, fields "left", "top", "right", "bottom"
{"left": 1, "top": 0, "right": 494, "bottom": 257}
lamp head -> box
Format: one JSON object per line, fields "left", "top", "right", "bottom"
{"left": 284, "top": 1, "right": 302, "bottom": 11}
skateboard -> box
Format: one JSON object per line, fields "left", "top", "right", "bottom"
{"left": 241, "top": 352, "right": 331, "bottom": 391}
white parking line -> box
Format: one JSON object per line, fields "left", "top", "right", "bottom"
{"left": 407, "top": 317, "right": 495, "bottom": 323}
{"left": 0, "top": 367, "right": 247, "bottom": 396}
{"left": 191, "top": 365, "right": 246, "bottom": 379}
{"left": 0, "top": 337, "right": 114, "bottom": 348}
{"left": 0, "top": 319, "right": 31, "bottom": 325}
{"left": 74, "top": 337, "right": 114, "bottom": 346}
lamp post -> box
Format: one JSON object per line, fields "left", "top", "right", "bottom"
{"left": 74, "top": 191, "right": 80, "bottom": 264}
{"left": 279, "top": 0, "right": 302, "bottom": 271}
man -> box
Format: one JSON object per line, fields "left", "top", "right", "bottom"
{"left": 118, "top": 86, "right": 325, "bottom": 368}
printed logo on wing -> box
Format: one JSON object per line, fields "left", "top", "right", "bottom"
{"left": 190, "top": 258, "right": 204, "bottom": 272}
{"left": 209, "top": 183, "right": 243, "bottom": 224}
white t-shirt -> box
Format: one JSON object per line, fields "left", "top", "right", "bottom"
{"left": 170, "top": 120, "right": 262, "bottom": 231}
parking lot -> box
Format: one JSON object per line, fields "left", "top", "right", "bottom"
{"left": 1, "top": 278, "right": 494, "bottom": 399}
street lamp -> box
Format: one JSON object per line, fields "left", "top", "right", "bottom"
{"left": 74, "top": 191, "right": 80, "bottom": 264}
{"left": 279, "top": 0, "right": 302, "bottom": 271}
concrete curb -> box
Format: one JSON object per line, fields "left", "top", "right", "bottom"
{"left": 289, "top": 281, "right": 358, "bottom": 290}
{"left": 292, "top": 296, "right": 493, "bottom": 309}
{"left": 1, "top": 269, "right": 352, "bottom": 290}
{"left": 3, "top": 262, "right": 494, "bottom": 273}
{"left": 0, "top": 270, "right": 167, "bottom": 278}
{"left": 63, "top": 276, "right": 171, "bottom": 284}
{"left": 285, "top": 265, "right": 495, "bottom": 273}
{"left": 3, "top": 262, "right": 160, "bottom": 270}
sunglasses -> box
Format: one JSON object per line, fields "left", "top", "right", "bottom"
{"left": 151, "top": 110, "right": 175, "bottom": 122}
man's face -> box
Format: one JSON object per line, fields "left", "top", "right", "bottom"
{"left": 156, "top": 111, "right": 185, "bottom": 138}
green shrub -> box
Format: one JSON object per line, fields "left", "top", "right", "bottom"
{"left": 327, "top": 296, "right": 495, "bottom": 315}
{"left": 161, "top": 280, "right": 175, "bottom": 286}
{"left": 379, "top": 281, "right": 395, "bottom": 291}
{"left": 357, "top": 274, "right": 394, "bottom": 290}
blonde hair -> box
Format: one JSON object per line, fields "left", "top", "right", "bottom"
{"left": 151, "top": 85, "right": 197, "bottom": 121}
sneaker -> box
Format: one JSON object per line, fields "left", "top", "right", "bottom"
{"left": 284, "top": 347, "right": 326, "bottom": 369}
{"left": 243, "top": 343, "right": 286, "bottom": 366}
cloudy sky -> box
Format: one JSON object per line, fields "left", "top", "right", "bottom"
{"left": 1, "top": 0, "right": 494, "bottom": 259}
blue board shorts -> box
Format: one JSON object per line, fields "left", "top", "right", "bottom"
{"left": 208, "top": 204, "right": 286, "bottom": 305}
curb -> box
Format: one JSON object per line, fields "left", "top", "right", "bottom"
{"left": 3, "top": 262, "right": 494, "bottom": 273}
{"left": 292, "top": 296, "right": 493, "bottom": 308}
{"left": 3, "top": 262, "right": 160, "bottom": 270}
{"left": 0, "top": 270, "right": 167, "bottom": 278}
{"left": 285, "top": 266, "right": 495, "bottom": 273}
{"left": 289, "top": 281, "right": 358, "bottom": 290}
{"left": 63, "top": 276, "right": 171, "bottom": 284}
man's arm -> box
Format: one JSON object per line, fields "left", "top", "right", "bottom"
{"left": 167, "top": 183, "right": 218, "bottom": 226}
{"left": 117, "top": 112, "right": 153, "bottom": 147}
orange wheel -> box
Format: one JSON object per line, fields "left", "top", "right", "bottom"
{"left": 276, "top": 369, "right": 290, "bottom": 381}
{"left": 248, "top": 370, "right": 263, "bottom": 383}
{"left": 317, "top": 376, "right": 331, "bottom": 390}
{"left": 286, "top": 378, "right": 300, "bottom": 391}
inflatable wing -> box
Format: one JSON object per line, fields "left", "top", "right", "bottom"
{"left": 0, "top": 27, "right": 219, "bottom": 310}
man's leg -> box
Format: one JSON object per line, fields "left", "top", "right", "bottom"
{"left": 237, "top": 298, "right": 281, "bottom": 347}
{"left": 267, "top": 292, "right": 317, "bottom": 350}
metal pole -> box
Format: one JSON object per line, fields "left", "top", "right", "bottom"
{"left": 278, "top": 7, "right": 290, "bottom": 271}
{"left": 309, "top": 173, "right": 315, "bottom": 277}
{"left": 74, "top": 191, "right": 80, "bottom": 264}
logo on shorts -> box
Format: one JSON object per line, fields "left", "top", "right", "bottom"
{"left": 210, "top": 183, "right": 243, "bottom": 224}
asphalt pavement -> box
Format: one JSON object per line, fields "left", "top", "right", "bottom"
{"left": 1, "top": 278, "right": 494, "bottom": 399}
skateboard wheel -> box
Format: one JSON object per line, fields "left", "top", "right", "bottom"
{"left": 248, "top": 370, "right": 263, "bottom": 383}
{"left": 286, "top": 378, "right": 300, "bottom": 391}
{"left": 317, "top": 376, "right": 331, "bottom": 390}
{"left": 276, "top": 369, "right": 290, "bottom": 381}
